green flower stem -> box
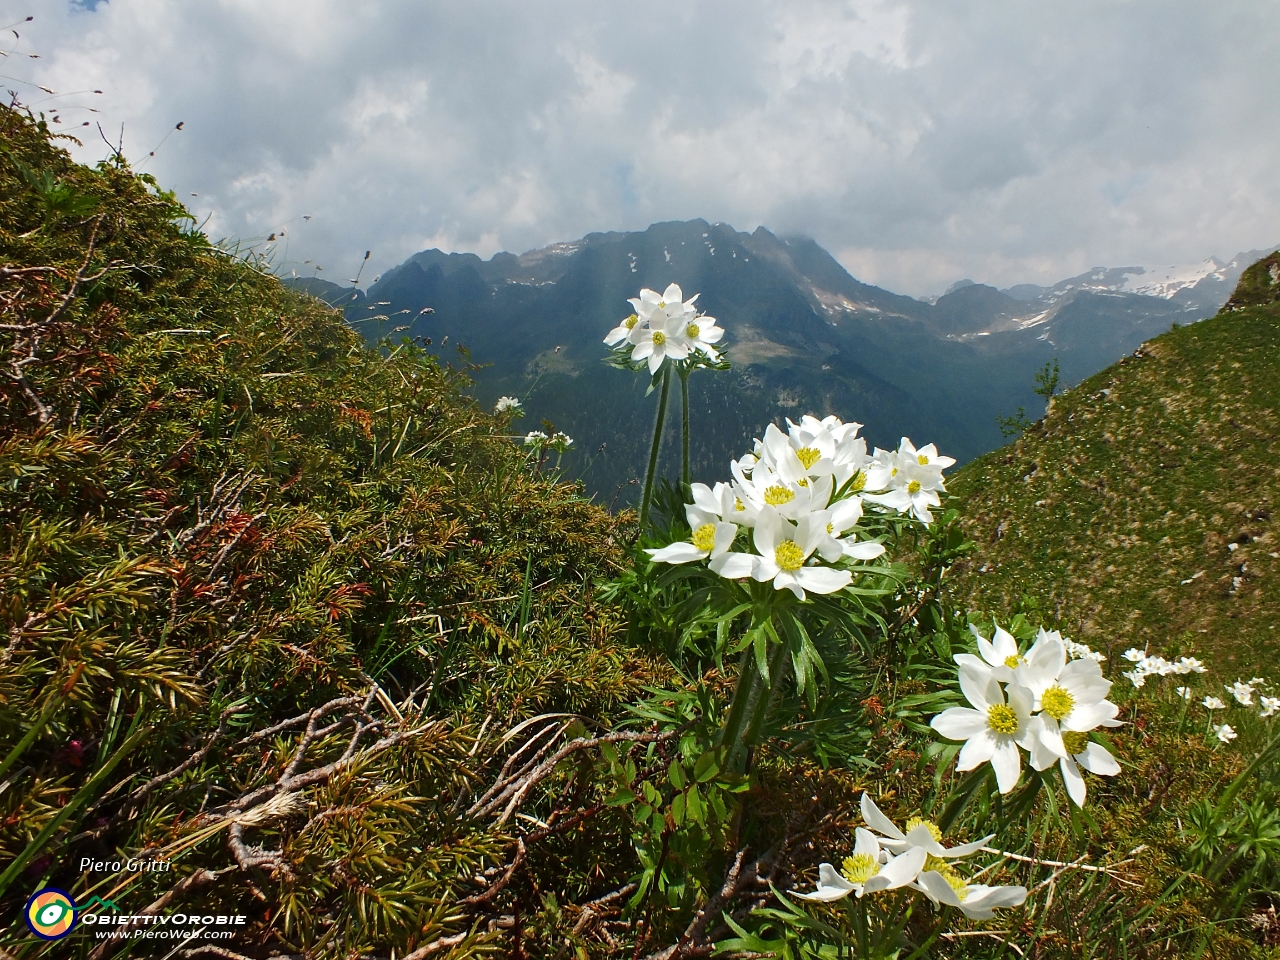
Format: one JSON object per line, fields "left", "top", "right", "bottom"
{"left": 638, "top": 365, "right": 672, "bottom": 531}
{"left": 680, "top": 366, "right": 691, "bottom": 489}
{"left": 718, "top": 612, "right": 794, "bottom": 775}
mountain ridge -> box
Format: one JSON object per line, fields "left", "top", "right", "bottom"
{"left": 286, "top": 222, "right": 1276, "bottom": 500}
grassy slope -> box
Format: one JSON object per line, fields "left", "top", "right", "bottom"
{"left": 947, "top": 255, "right": 1280, "bottom": 672}
{"left": 0, "top": 108, "right": 663, "bottom": 957}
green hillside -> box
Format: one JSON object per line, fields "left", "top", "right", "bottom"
{"left": 946, "top": 253, "right": 1280, "bottom": 671}
{"left": 8, "top": 103, "right": 1280, "bottom": 960}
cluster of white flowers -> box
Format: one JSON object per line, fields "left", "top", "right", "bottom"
{"left": 799, "top": 793, "right": 1027, "bottom": 920}
{"left": 1121, "top": 648, "right": 1206, "bottom": 688}
{"left": 930, "top": 625, "right": 1123, "bottom": 806}
{"left": 1062, "top": 638, "right": 1106, "bottom": 662}
{"left": 644, "top": 415, "right": 954, "bottom": 599}
{"left": 1200, "top": 678, "right": 1278, "bottom": 730}
{"left": 494, "top": 396, "right": 522, "bottom": 413}
{"left": 604, "top": 283, "right": 725, "bottom": 374}
{"left": 523, "top": 430, "right": 573, "bottom": 453}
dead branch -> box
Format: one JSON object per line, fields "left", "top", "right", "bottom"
{"left": 469, "top": 728, "right": 679, "bottom": 824}
{"left": 400, "top": 931, "right": 472, "bottom": 960}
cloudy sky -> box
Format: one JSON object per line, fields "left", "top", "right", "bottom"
{"left": 9, "top": 0, "right": 1279, "bottom": 296}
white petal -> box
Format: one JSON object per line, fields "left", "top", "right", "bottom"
{"left": 955, "top": 883, "right": 1027, "bottom": 920}
{"left": 940, "top": 834, "right": 996, "bottom": 859}
{"left": 793, "top": 566, "right": 852, "bottom": 595}
{"left": 709, "top": 552, "right": 756, "bottom": 579}
{"left": 711, "top": 522, "right": 738, "bottom": 556}
{"left": 864, "top": 846, "right": 926, "bottom": 892}
{"left": 1060, "top": 754, "right": 1087, "bottom": 807}
{"left": 1077, "top": 742, "right": 1120, "bottom": 776}
{"left": 774, "top": 571, "right": 806, "bottom": 599}
{"left": 931, "top": 708, "right": 988, "bottom": 741}
{"left": 990, "top": 739, "right": 1022, "bottom": 794}
{"left": 796, "top": 863, "right": 856, "bottom": 902}
{"left": 956, "top": 729, "right": 998, "bottom": 771}
{"left": 662, "top": 282, "right": 683, "bottom": 303}
{"left": 853, "top": 827, "right": 880, "bottom": 859}
{"left": 915, "top": 870, "right": 963, "bottom": 908}
{"left": 959, "top": 664, "right": 998, "bottom": 711}
{"left": 645, "top": 542, "right": 708, "bottom": 564}
{"left": 860, "top": 793, "right": 906, "bottom": 840}
{"left": 842, "top": 540, "right": 885, "bottom": 560}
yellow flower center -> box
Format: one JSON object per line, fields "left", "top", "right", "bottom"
{"left": 1041, "top": 685, "right": 1075, "bottom": 720}
{"left": 918, "top": 454, "right": 930, "bottom": 465}
{"left": 733, "top": 497, "right": 745, "bottom": 512}
{"left": 651, "top": 331, "right": 666, "bottom": 346}
{"left": 686, "top": 322, "right": 700, "bottom": 338}
{"left": 848, "top": 471, "right": 867, "bottom": 493}
{"left": 944, "top": 870, "right": 969, "bottom": 900}
{"left": 624, "top": 314, "right": 638, "bottom": 329}
{"left": 907, "top": 479, "right": 922, "bottom": 494}
{"left": 763, "top": 484, "right": 795, "bottom": 506}
{"left": 826, "top": 523, "right": 834, "bottom": 534}
{"left": 987, "top": 703, "right": 1019, "bottom": 735}
{"left": 797, "top": 478, "right": 809, "bottom": 488}
{"left": 906, "top": 818, "right": 943, "bottom": 843}
{"left": 796, "top": 446, "right": 821, "bottom": 469}
{"left": 842, "top": 853, "right": 879, "bottom": 885}
{"left": 691, "top": 523, "right": 716, "bottom": 552}
{"left": 775, "top": 540, "right": 805, "bottom": 571}
{"left": 1003, "top": 654, "right": 1024, "bottom": 669}
{"left": 658, "top": 300, "right": 666, "bottom": 308}
{"left": 1061, "top": 730, "right": 1089, "bottom": 755}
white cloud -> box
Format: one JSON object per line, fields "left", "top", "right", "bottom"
{"left": 15, "top": 0, "right": 1280, "bottom": 295}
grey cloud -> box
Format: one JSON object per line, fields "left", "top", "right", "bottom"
{"left": 19, "top": 0, "right": 1280, "bottom": 296}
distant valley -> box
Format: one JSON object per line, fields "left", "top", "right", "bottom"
{"left": 287, "top": 221, "right": 1274, "bottom": 502}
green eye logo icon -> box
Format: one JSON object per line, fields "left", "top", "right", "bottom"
{"left": 25, "top": 888, "right": 78, "bottom": 940}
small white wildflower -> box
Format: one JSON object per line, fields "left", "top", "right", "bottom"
{"left": 1260, "top": 696, "right": 1280, "bottom": 719}
{"left": 1227, "top": 681, "right": 1255, "bottom": 706}
{"left": 548, "top": 432, "right": 574, "bottom": 453}
{"left": 1123, "top": 648, "right": 1148, "bottom": 663}
{"left": 1175, "top": 686, "right": 1191, "bottom": 699}
{"left": 1215, "top": 723, "right": 1238, "bottom": 744}
{"left": 1203, "top": 696, "right": 1227, "bottom": 711}
{"left": 1176, "top": 657, "right": 1207, "bottom": 674}
{"left": 495, "top": 396, "right": 522, "bottom": 413}
{"left": 523, "top": 430, "right": 549, "bottom": 448}
{"left": 1124, "top": 670, "right": 1146, "bottom": 689}
{"left": 1063, "top": 639, "right": 1106, "bottom": 662}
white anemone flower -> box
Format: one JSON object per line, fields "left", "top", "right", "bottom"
{"left": 1215, "top": 723, "right": 1238, "bottom": 744}
{"left": 733, "top": 462, "right": 833, "bottom": 523}
{"left": 711, "top": 510, "right": 851, "bottom": 600}
{"left": 900, "top": 437, "right": 956, "bottom": 472}
{"left": 761, "top": 421, "right": 840, "bottom": 485}
{"left": 796, "top": 828, "right": 926, "bottom": 902}
{"left": 645, "top": 505, "right": 737, "bottom": 566}
{"left": 1227, "top": 681, "right": 1255, "bottom": 706}
{"left": 1013, "top": 631, "right": 1118, "bottom": 762}
{"left": 674, "top": 310, "right": 724, "bottom": 360}
{"left": 817, "top": 496, "right": 886, "bottom": 563}
{"left": 930, "top": 667, "right": 1036, "bottom": 793}
{"left": 604, "top": 311, "right": 644, "bottom": 346}
{"left": 1203, "top": 696, "right": 1226, "bottom": 710}
{"left": 914, "top": 870, "right": 1029, "bottom": 921}
{"left": 494, "top": 396, "right": 522, "bottom": 413}
{"left": 955, "top": 623, "right": 1025, "bottom": 683}
{"left": 1261, "top": 696, "right": 1280, "bottom": 718}
{"left": 863, "top": 446, "right": 947, "bottom": 523}
{"left": 859, "top": 793, "right": 993, "bottom": 860}
{"left": 630, "top": 308, "right": 691, "bottom": 374}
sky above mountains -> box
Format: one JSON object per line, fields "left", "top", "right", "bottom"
{"left": 14, "top": 1, "right": 1280, "bottom": 296}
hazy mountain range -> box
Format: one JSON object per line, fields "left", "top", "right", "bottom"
{"left": 287, "top": 222, "right": 1275, "bottom": 501}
